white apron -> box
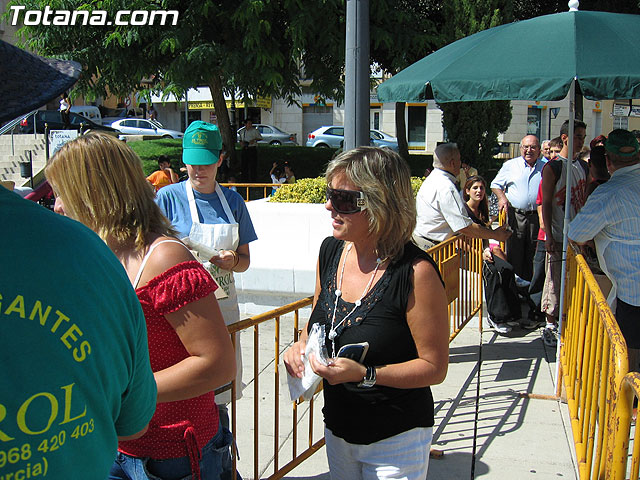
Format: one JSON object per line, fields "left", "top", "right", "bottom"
{"left": 186, "top": 181, "right": 243, "bottom": 402}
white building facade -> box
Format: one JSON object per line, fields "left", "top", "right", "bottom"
{"left": 150, "top": 86, "right": 610, "bottom": 153}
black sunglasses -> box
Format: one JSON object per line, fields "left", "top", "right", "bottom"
{"left": 326, "top": 187, "right": 367, "bottom": 214}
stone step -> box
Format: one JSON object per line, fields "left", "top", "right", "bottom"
{"left": 0, "top": 137, "right": 48, "bottom": 159}
{"left": 1, "top": 134, "right": 49, "bottom": 186}
{"left": 0, "top": 134, "right": 47, "bottom": 147}
{"left": 1, "top": 151, "right": 47, "bottom": 164}
{"left": 0, "top": 156, "right": 47, "bottom": 184}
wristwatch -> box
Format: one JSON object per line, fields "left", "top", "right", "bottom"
{"left": 358, "top": 366, "right": 377, "bottom": 388}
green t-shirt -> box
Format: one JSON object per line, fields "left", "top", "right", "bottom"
{"left": 0, "top": 188, "right": 157, "bottom": 479}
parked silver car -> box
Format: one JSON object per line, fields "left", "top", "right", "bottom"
{"left": 369, "top": 129, "right": 399, "bottom": 151}
{"left": 237, "top": 124, "right": 297, "bottom": 145}
{"left": 109, "top": 118, "right": 183, "bottom": 139}
{"left": 306, "top": 126, "right": 398, "bottom": 151}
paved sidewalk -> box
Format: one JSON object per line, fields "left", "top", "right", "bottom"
{"left": 238, "top": 311, "right": 577, "bottom": 480}
{"left": 427, "top": 317, "right": 577, "bottom": 479}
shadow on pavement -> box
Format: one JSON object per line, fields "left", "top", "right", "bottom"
{"left": 428, "top": 450, "right": 489, "bottom": 479}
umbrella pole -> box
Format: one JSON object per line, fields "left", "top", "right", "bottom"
{"left": 554, "top": 78, "right": 576, "bottom": 389}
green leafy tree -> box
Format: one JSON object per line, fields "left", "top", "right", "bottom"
{"left": 371, "top": 0, "right": 445, "bottom": 159}
{"left": 10, "top": 0, "right": 347, "bottom": 161}
{"left": 11, "top": 0, "right": 446, "bottom": 165}
{"left": 439, "top": 0, "right": 513, "bottom": 173}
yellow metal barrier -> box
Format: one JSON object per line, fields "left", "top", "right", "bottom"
{"left": 498, "top": 208, "right": 507, "bottom": 253}
{"left": 220, "top": 183, "right": 282, "bottom": 201}
{"left": 427, "top": 235, "right": 484, "bottom": 340}
{"left": 226, "top": 296, "right": 323, "bottom": 480}
{"left": 612, "top": 372, "right": 640, "bottom": 480}
{"left": 225, "top": 234, "right": 484, "bottom": 478}
{"left": 560, "top": 244, "right": 628, "bottom": 479}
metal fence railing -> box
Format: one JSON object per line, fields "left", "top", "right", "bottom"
{"left": 220, "top": 183, "right": 284, "bottom": 202}
{"left": 427, "top": 235, "right": 484, "bottom": 340}
{"left": 612, "top": 372, "right": 640, "bottom": 479}
{"left": 226, "top": 297, "right": 322, "bottom": 480}
{"left": 560, "top": 244, "right": 629, "bottom": 479}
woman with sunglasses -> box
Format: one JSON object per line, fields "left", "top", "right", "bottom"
{"left": 284, "top": 147, "right": 449, "bottom": 479}
{"left": 46, "top": 133, "right": 236, "bottom": 480}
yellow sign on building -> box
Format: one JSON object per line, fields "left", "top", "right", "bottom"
{"left": 189, "top": 101, "right": 215, "bottom": 110}
{"left": 256, "top": 96, "right": 272, "bottom": 108}
{"left": 189, "top": 96, "right": 271, "bottom": 111}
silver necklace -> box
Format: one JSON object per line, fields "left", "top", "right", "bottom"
{"left": 328, "top": 243, "right": 385, "bottom": 356}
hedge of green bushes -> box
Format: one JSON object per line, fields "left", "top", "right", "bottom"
{"left": 269, "top": 176, "right": 426, "bottom": 204}
{"left": 128, "top": 138, "right": 434, "bottom": 181}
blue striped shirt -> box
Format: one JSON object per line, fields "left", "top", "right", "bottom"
{"left": 568, "top": 163, "right": 640, "bottom": 306}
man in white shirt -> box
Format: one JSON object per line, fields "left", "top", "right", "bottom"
{"left": 240, "top": 119, "right": 262, "bottom": 183}
{"left": 413, "top": 143, "right": 511, "bottom": 251}
{"left": 490, "top": 135, "right": 547, "bottom": 283}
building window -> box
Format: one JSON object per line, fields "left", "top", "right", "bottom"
{"left": 372, "top": 110, "right": 380, "bottom": 130}
{"left": 613, "top": 116, "right": 629, "bottom": 130}
{"left": 408, "top": 106, "right": 426, "bottom": 146}
{"left": 527, "top": 107, "right": 541, "bottom": 139}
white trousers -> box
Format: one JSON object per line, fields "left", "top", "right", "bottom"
{"left": 325, "top": 426, "right": 433, "bottom": 480}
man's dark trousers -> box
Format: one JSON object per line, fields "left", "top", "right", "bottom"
{"left": 506, "top": 206, "right": 539, "bottom": 282}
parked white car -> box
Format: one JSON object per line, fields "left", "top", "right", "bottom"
{"left": 69, "top": 106, "right": 102, "bottom": 124}
{"left": 109, "top": 118, "right": 183, "bottom": 139}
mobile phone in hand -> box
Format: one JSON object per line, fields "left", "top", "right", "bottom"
{"left": 336, "top": 342, "right": 369, "bottom": 363}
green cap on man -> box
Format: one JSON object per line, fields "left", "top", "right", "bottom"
{"left": 182, "top": 121, "right": 222, "bottom": 165}
{"left": 605, "top": 129, "right": 640, "bottom": 157}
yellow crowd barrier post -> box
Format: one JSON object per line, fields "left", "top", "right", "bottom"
{"left": 611, "top": 372, "right": 640, "bottom": 480}
{"left": 220, "top": 183, "right": 283, "bottom": 201}
{"left": 498, "top": 208, "right": 507, "bottom": 253}
{"left": 559, "top": 244, "right": 629, "bottom": 479}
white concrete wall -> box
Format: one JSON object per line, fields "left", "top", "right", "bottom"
{"left": 262, "top": 102, "right": 304, "bottom": 144}
{"left": 235, "top": 199, "right": 333, "bottom": 316}
{"left": 426, "top": 103, "right": 444, "bottom": 152}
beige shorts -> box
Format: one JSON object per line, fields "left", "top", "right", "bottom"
{"left": 541, "top": 248, "right": 562, "bottom": 318}
{"left": 412, "top": 233, "right": 438, "bottom": 252}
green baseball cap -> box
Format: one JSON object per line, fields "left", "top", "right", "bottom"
{"left": 183, "top": 121, "right": 222, "bottom": 165}
{"left": 605, "top": 129, "right": 639, "bottom": 157}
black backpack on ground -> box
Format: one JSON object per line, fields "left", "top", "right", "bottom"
{"left": 483, "top": 256, "right": 521, "bottom": 323}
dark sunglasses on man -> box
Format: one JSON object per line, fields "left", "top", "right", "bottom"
{"left": 326, "top": 187, "right": 367, "bottom": 214}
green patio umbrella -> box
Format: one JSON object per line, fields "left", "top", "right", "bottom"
{"left": 378, "top": 2, "right": 640, "bottom": 385}
{"left": 377, "top": 8, "right": 640, "bottom": 104}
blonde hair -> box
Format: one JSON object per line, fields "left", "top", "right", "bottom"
{"left": 326, "top": 147, "right": 416, "bottom": 261}
{"left": 45, "top": 133, "right": 175, "bottom": 251}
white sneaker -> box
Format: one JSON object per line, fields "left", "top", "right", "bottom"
{"left": 488, "top": 317, "right": 512, "bottom": 334}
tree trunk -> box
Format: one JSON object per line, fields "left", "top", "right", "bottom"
{"left": 395, "top": 102, "right": 409, "bottom": 161}
{"left": 208, "top": 75, "right": 237, "bottom": 169}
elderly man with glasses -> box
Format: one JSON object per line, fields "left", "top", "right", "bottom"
{"left": 490, "top": 135, "right": 547, "bottom": 327}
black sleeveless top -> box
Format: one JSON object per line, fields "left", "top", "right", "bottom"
{"left": 307, "top": 236, "right": 443, "bottom": 444}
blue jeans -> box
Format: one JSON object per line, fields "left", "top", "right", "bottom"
{"left": 109, "top": 423, "right": 234, "bottom": 480}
